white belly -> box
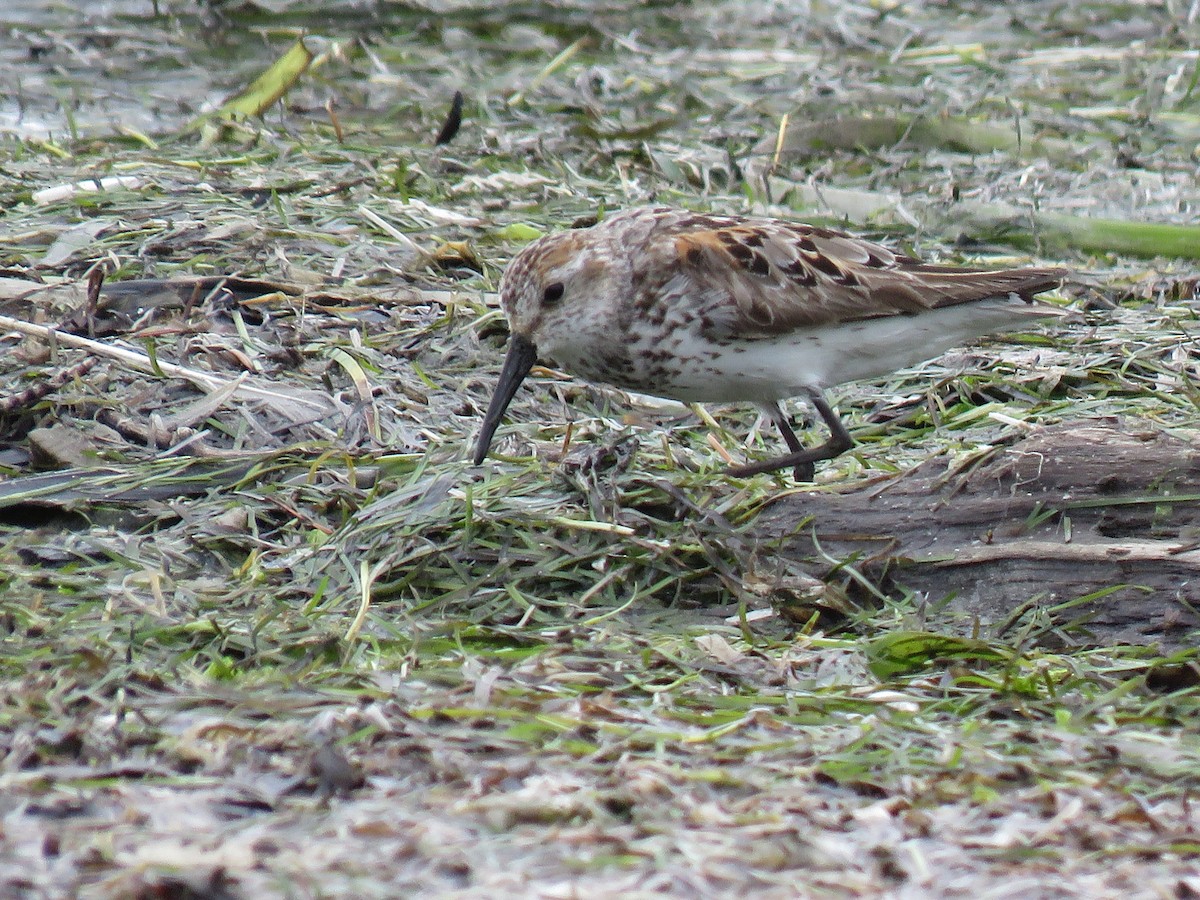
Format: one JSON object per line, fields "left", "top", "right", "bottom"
{"left": 655, "top": 299, "right": 1054, "bottom": 403}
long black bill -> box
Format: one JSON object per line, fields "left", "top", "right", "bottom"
{"left": 473, "top": 333, "right": 539, "bottom": 465}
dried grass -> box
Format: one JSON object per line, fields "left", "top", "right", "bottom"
{"left": 0, "top": 1, "right": 1198, "bottom": 897}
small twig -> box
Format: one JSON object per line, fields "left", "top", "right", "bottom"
{"left": 325, "top": 97, "right": 344, "bottom": 143}
{"left": 434, "top": 90, "right": 464, "bottom": 145}
{"left": 771, "top": 112, "right": 789, "bottom": 173}
{"left": 0, "top": 313, "right": 331, "bottom": 414}
{"left": 0, "top": 355, "right": 97, "bottom": 415}
{"left": 358, "top": 206, "right": 424, "bottom": 257}
{"left": 84, "top": 263, "right": 105, "bottom": 339}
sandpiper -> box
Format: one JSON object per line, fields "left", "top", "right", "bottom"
{"left": 473, "top": 207, "right": 1067, "bottom": 480}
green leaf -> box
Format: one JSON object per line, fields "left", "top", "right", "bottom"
{"left": 865, "top": 631, "right": 1010, "bottom": 679}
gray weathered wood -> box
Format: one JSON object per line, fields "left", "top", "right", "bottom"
{"left": 758, "top": 424, "right": 1200, "bottom": 647}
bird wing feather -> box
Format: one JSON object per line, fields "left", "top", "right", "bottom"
{"left": 657, "top": 218, "right": 1066, "bottom": 338}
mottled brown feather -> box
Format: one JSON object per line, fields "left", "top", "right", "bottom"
{"left": 659, "top": 214, "right": 1066, "bottom": 338}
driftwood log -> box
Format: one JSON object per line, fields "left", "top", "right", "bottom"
{"left": 759, "top": 423, "right": 1200, "bottom": 648}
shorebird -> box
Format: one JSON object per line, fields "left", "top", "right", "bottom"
{"left": 474, "top": 207, "right": 1068, "bottom": 480}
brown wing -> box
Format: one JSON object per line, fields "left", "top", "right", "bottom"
{"left": 666, "top": 219, "right": 1067, "bottom": 338}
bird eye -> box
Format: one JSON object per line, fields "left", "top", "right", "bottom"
{"left": 542, "top": 282, "right": 565, "bottom": 305}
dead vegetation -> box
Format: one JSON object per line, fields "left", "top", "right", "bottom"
{"left": 1, "top": 1, "right": 1199, "bottom": 897}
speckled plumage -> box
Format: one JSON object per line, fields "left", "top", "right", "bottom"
{"left": 475, "top": 207, "right": 1069, "bottom": 480}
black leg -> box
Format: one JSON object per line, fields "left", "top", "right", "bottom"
{"left": 759, "top": 402, "right": 814, "bottom": 482}
{"left": 728, "top": 392, "right": 854, "bottom": 481}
